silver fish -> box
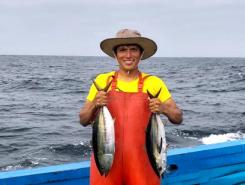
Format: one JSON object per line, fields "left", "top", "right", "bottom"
{"left": 92, "top": 106, "right": 115, "bottom": 176}
{"left": 146, "top": 114, "right": 167, "bottom": 177}
{"left": 92, "top": 80, "right": 115, "bottom": 176}
{"left": 146, "top": 88, "right": 167, "bottom": 177}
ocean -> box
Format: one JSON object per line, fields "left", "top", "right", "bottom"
{"left": 0, "top": 55, "right": 245, "bottom": 171}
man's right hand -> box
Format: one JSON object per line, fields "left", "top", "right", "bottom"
{"left": 93, "top": 91, "right": 108, "bottom": 108}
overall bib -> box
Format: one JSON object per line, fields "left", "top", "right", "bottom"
{"left": 90, "top": 72, "right": 160, "bottom": 185}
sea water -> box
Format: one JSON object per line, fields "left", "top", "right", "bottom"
{"left": 0, "top": 55, "right": 244, "bottom": 171}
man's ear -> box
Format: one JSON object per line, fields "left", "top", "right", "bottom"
{"left": 113, "top": 51, "right": 118, "bottom": 60}
{"left": 140, "top": 51, "right": 145, "bottom": 61}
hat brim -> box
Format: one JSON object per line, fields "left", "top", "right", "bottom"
{"left": 100, "top": 37, "right": 157, "bottom": 60}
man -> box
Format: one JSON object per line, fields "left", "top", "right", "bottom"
{"left": 79, "top": 29, "right": 183, "bottom": 185}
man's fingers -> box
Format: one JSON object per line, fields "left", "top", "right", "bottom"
{"left": 94, "top": 91, "right": 108, "bottom": 108}
{"left": 149, "top": 98, "right": 161, "bottom": 113}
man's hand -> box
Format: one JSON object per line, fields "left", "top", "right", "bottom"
{"left": 93, "top": 91, "right": 108, "bottom": 108}
{"left": 149, "top": 98, "right": 162, "bottom": 114}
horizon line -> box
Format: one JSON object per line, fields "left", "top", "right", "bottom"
{"left": 0, "top": 54, "right": 244, "bottom": 59}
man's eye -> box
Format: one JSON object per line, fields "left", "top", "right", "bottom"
{"left": 131, "top": 48, "right": 138, "bottom": 51}
{"left": 118, "top": 48, "right": 127, "bottom": 52}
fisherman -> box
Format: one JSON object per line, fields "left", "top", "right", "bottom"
{"left": 79, "top": 29, "right": 183, "bottom": 185}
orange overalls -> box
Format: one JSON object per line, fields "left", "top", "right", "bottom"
{"left": 90, "top": 72, "right": 160, "bottom": 185}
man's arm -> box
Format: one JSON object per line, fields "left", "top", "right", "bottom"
{"left": 79, "top": 101, "right": 97, "bottom": 127}
{"left": 160, "top": 98, "right": 183, "bottom": 124}
{"left": 79, "top": 91, "right": 108, "bottom": 126}
{"left": 149, "top": 97, "right": 183, "bottom": 124}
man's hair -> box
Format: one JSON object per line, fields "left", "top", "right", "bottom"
{"left": 113, "top": 44, "right": 144, "bottom": 55}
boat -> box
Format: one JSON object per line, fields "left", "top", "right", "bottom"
{"left": 0, "top": 139, "right": 244, "bottom": 185}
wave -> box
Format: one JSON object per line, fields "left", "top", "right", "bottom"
{"left": 208, "top": 87, "right": 245, "bottom": 93}
{"left": 0, "top": 158, "right": 43, "bottom": 172}
{"left": 0, "top": 127, "right": 34, "bottom": 133}
{"left": 47, "top": 141, "right": 92, "bottom": 158}
{"left": 200, "top": 131, "right": 245, "bottom": 144}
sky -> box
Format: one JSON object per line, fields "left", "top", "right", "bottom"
{"left": 0, "top": 0, "right": 245, "bottom": 57}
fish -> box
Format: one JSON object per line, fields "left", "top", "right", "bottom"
{"left": 92, "top": 106, "right": 115, "bottom": 176}
{"left": 146, "top": 89, "right": 167, "bottom": 177}
{"left": 92, "top": 80, "right": 115, "bottom": 176}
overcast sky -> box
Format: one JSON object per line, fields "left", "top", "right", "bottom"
{"left": 0, "top": 0, "right": 244, "bottom": 57}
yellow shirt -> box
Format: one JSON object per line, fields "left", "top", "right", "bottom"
{"left": 86, "top": 71, "right": 171, "bottom": 102}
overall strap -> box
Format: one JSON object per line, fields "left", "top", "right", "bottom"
{"left": 111, "top": 71, "right": 118, "bottom": 91}
{"left": 138, "top": 74, "right": 151, "bottom": 92}
{"left": 105, "top": 74, "right": 114, "bottom": 91}
{"left": 110, "top": 71, "right": 151, "bottom": 92}
{"left": 138, "top": 73, "right": 143, "bottom": 92}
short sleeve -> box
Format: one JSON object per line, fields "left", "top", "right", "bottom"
{"left": 144, "top": 75, "right": 171, "bottom": 103}
{"left": 86, "top": 72, "right": 114, "bottom": 101}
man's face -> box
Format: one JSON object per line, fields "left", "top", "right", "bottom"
{"left": 115, "top": 44, "right": 142, "bottom": 72}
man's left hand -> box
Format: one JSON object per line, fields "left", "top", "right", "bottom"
{"left": 149, "top": 98, "right": 162, "bottom": 114}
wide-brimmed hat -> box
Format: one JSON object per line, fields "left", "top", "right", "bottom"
{"left": 100, "top": 29, "right": 157, "bottom": 60}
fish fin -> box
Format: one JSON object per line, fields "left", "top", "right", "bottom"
{"left": 147, "top": 88, "right": 162, "bottom": 99}
{"left": 155, "top": 87, "right": 162, "bottom": 98}
{"left": 93, "top": 80, "right": 102, "bottom": 91}
{"left": 93, "top": 79, "right": 113, "bottom": 92}
{"left": 157, "top": 137, "right": 163, "bottom": 153}
{"left": 104, "top": 79, "right": 113, "bottom": 92}
{"left": 147, "top": 89, "right": 154, "bottom": 99}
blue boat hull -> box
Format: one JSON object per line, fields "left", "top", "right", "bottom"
{"left": 1, "top": 140, "right": 245, "bottom": 185}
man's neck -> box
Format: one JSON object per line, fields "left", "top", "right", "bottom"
{"left": 118, "top": 69, "right": 140, "bottom": 82}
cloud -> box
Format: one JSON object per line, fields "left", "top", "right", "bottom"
{"left": 0, "top": 0, "right": 244, "bottom": 57}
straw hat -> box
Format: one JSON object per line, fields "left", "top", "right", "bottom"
{"left": 100, "top": 29, "right": 157, "bottom": 60}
